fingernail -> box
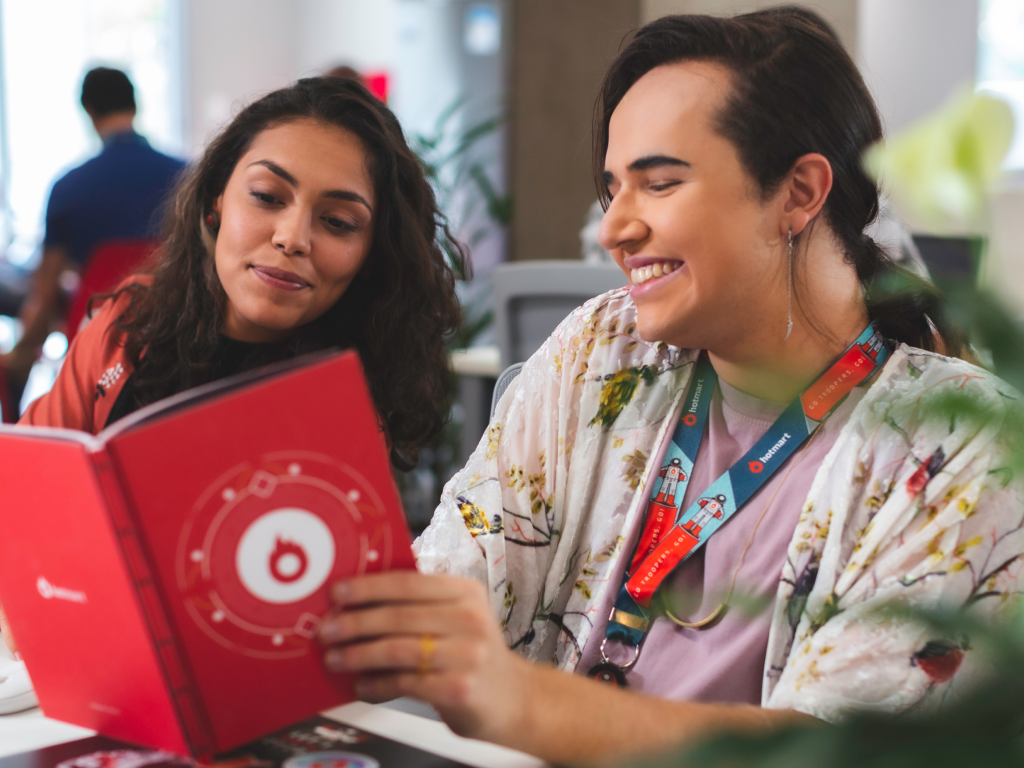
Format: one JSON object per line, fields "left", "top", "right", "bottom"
{"left": 325, "top": 649, "right": 345, "bottom": 672}
{"left": 332, "top": 581, "right": 350, "bottom": 603}
{"left": 354, "top": 677, "right": 370, "bottom": 698}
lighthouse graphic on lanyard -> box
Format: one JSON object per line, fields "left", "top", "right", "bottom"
{"left": 655, "top": 458, "right": 686, "bottom": 506}
{"left": 649, "top": 458, "right": 727, "bottom": 538}
{"left": 860, "top": 333, "right": 885, "bottom": 362}
{"left": 631, "top": 458, "right": 689, "bottom": 572}
{"left": 682, "top": 494, "right": 727, "bottom": 537}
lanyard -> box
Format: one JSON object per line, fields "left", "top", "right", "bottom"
{"left": 598, "top": 323, "right": 889, "bottom": 668}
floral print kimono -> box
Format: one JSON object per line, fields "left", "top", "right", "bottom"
{"left": 414, "top": 289, "right": 1024, "bottom": 721}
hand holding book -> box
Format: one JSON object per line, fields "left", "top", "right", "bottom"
{"left": 318, "top": 572, "right": 534, "bottom": 743}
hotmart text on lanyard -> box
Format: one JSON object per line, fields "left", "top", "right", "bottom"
{"left": 588, "top": 322, "right": 889, "bottom": 687}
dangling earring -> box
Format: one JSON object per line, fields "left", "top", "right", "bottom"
{"left": 785, "top": 228, "right": 794, "bottom": 341}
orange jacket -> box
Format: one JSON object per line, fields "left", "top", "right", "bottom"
{"left": 19, "top": 287, "right": 137, "bottom": 435}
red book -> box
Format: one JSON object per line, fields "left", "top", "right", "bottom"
{"left": 0, "top": 351, "right": 416, "bottom": 758}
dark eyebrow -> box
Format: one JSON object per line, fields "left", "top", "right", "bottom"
{"left": 627, "top": 155, "right": 690, "bottom": 172}
{"left": 249, "top": 159, "right": 373, "bottom": 214}
{"left": 602, "top": 155, "right": 691, "bottom": 187}
{"left": 324, "top": 189, "right": 373, "bottom": 213}
{"left": 249, "top": 159, "right": 297, "bottom": 186}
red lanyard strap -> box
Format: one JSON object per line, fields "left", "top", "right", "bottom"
{"left": 606, "top": 323, "right": 889, "bottom": 649}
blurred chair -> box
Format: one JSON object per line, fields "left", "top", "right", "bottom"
{"left": 493, "top": 260, "right": 625, "bottom": 369}
{"left": 490, "top": 361, "right": 524, "bottom": 418}
{"left": 65, "top": 239, "right": 157, "bottom": 343}
{"left": 910, "top": 235, "right": 981, "bottom": 281}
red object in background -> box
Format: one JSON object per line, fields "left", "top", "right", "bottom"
{"left": 363, "top": 71, "right": 389, "bottom": 103}
{"left": 0, "top": 351, "right": 415, "bottom": 758}
{"left": 65, "top": 239, "right": 158, "bottom": 344}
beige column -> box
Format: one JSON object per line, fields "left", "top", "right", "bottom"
{"left": 509, "top": 0, "right": 642, "bottom": 261}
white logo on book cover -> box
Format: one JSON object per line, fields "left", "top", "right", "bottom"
{"left": 236, "top": 508, "right": 336, "bottom": 604}
{"left": 36, "top": 577, "right": 87, "bottom": 604}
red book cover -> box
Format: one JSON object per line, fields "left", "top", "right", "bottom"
{"left": 0, "top": 352, "right": 416, "bottom": 758}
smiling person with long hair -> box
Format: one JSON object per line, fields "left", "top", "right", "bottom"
{"left": 19, "top": 77, "right": 462, "bottom": 470}
{"left": 316, "top": 8, "right": 1023, "bottom": 765}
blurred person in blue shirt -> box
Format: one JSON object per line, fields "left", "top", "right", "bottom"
{"left": 1, "top": 67, "right": 185, "bottom": 405}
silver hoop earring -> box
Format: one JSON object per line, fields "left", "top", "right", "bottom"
{"left": 785, "top": 229, "right": 794, "bottom": 341}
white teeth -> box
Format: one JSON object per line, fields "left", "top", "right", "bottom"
{"left": 630, "top": 262, "right": 680, "bottom": 286}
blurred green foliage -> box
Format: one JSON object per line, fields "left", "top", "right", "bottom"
{"left": 409, "top": 96, "right": 512, "bottom": 283}
{"left": 397, "top": 99, "right": 511, "bottom": 529}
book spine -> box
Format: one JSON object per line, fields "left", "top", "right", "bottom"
{"left": 91, "top": 447, "right": 215, "bottom": 757}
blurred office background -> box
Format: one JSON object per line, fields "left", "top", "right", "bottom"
{"left": 0, "top": 0, "right": 1021, "bottom": 527}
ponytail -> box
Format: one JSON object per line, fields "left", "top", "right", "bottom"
{"left": 859, "top": 238, "right": 968, "bottom": 357}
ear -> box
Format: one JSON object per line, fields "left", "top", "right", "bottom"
{"left": 781, "top": 153, "right": 833, "bottom": 237}
{"left": 212, "top": 194, "right": 223, "bottom": 216}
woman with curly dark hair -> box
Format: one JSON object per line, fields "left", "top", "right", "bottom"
{"left": 19, "top": 76, "right": 463, "bottom": 469}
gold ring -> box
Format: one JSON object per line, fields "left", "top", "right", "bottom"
{"left": 418, "top": 633, "right": 435, "bottom": 675}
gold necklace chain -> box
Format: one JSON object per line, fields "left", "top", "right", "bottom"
{"left": 663, "top": 422, "right": 825, "bottom": 629}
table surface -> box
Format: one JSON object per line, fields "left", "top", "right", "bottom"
{"left": 0, "top": 702, "right": 545, "bottom": 768}
{"left": 450, "top": 345, "right": 501, "bottom": 378}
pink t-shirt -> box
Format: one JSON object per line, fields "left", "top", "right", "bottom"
{"left": 576, "top": 377, "right": 866, "bottom": 704}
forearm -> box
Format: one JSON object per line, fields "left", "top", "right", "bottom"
{"left": 495, "top": 655, "right": 816, "bottom": 766}
{"left": 9, "top": 247, "right": 67, "bottom": 363}
{"left": 319, "top": 573, "right": 819, "bottom": 766}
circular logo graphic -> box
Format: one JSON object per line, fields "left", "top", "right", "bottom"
{"left": 282, "top": 753, "right": 380, "bottom": 768}
{"left": 178, "top": 453, "right": 399, "bottom": 658}
{"left": 683, "top": 413, "right": 698, "bottom": 426}
{"left": 235, "top": 508, "right": 336, "bottom": 604}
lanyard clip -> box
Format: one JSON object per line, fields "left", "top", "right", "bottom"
{"left": 599, "top": 636, "right": 641, "bottom": 670}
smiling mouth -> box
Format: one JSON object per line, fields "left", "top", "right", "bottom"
{"left": 250, "top": 265, "right": 311, "bottom": 291}
{"left": 630, "top": 261, "right": 681, "bottom": 286}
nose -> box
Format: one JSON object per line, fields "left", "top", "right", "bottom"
{"left": 272, "top": 206, "right": 312, "bottom": 257}
{"left": 597, "top": 192, "right": 649, "bottom": 253}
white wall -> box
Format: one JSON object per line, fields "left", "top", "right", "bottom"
{"left": 184, "top": 0, "right": 400, "bottom": 156}
{"left": 857, "top": 0, "right": 979, "bottom": 136}
{"left": 294, "top": 0, "right": 397, "bottom": 79}
{"left": 185, "top": 0, "right": 299, "bottom": 154}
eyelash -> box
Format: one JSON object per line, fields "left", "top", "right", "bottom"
{"left": 649, "top": 180, "right": 681, "bottom": 192}
{"left": 249, "top": 190, "right": 359, "bottom": 233}
{"left": 250, "top": 190, "right": 279, "bottom": 205}
{"left": 324, "top": 216, "right": 359, "bottom": 233}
